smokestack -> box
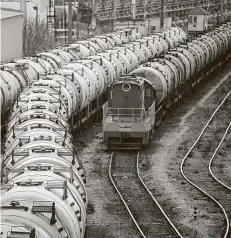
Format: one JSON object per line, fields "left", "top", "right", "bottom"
{"left": 112, "top": 0, "right": 116, "bottom": 30}
{"left": 160, "top": 0, "right": 165, "bottom": 29}
{"left": 132, "top": 0, "right": 136, "bottom": 20}
{"left": 21, "top": 0, "right": 27, "bottom": 14}
{"left": 220, "top": 0, "right": 224, "bottom": 22}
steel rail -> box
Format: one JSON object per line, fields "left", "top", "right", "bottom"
{"left": 136, "top": 151, "right": 184, "bottom": 238}
{"left": 180, "top": 91, "right": 231, "bottom": 238}
{"left": 109, "top": 151, "right": 146, "bottom": 237}
{"left": 109, "top": 151, "right": 183, "bottom": 238}
{"left": 209, "top": 122, "right": 231, "bottom": 192}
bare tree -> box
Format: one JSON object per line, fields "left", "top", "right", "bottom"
{"left": 23, "top": 18, "right": 55, "bottom": 56}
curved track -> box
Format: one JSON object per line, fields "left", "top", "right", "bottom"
{"left": 209, "top": 123, "right": 231, "bottom": 192}
{"left": 181, "top": 91, "right": 231, "bottom": 237}
{"left": 109, "top": 151, "right": 183, "bottom": 238}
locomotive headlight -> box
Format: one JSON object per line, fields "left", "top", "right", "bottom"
{"left": 122, "top": 83, "right": 131, "bottom": 92}
{"left": 113, "top": 116, "right": 118, "bottom": 121}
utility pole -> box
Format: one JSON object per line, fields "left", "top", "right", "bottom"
{"left": 76, "top": 0, "right": 81, "bottom": 38}
{"left": 68, "top": 0, "right": 72, "bottom": 43}
{"left": 87, "top": 0, "right": 90, "bottom": 37}
{"left": 91, "top": 0, "right": 96, "bottom": 30}
{"left": 64, "top": 0, "right": 67, "bottom": 44}
{"left": 131, "top": 0, "right": 136, "bottom": 20}
{"left": 112, "top": 0, "right": 116, "bottom": 31}
{"left": 143, "top": 0, "right": 147, "bottom": 19}
{"left": 21, "top": 0, "right": 27, "bottom": 14}
{"left": 160, "top": 0, "right": 165, "bottom": 29}
{"left": 34, "top": 3, "right": 38, "bottom": 34}
{"left": 220, "top": 0, "right": 226, "bottom": 22}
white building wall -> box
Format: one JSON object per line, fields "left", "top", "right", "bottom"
{"left": 1, "top": 0, "right": 49, "bottom": 21}
{"left": 188, "top": 15, "right": 208, "bottom": 32}
{"left": 26, "top": 0, "right": 49, "bottom": 21}
{"left": 1, "top": 15, "right": 24, "bottom": 62}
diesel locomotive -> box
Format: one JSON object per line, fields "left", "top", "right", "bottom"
{"left": 103, "top": 22, "right": 231, "bottom": 149}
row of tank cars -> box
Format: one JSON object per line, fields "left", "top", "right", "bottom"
{"left": 0, "top": 27, "right": 187, "bottom": 238}
{"left": 103, "top": 22, "right": 231, "bottom": 149}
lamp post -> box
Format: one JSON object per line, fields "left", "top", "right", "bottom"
{"left": 27, "top": 0, "right": 38, "bottom": 30}
{"left": 33, "top": 4, "right": 38, "bottom": 34}
{"left": 27, "top": 0, "right": 39, "bottom": 49}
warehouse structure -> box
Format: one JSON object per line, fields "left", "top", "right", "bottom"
{"left": 93, "top": 0, "right": 231, "bottom": 24}
{"left": 188, "top": 7, "right": 209, "bottom": 33}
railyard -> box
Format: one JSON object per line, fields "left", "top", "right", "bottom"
{"left": 76, "top": 61, "right": 231, "bottom": 238}
{"left": 1, "top": 1, "right": 231, "bottom": 238}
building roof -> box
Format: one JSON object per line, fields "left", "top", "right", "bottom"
{"left": 1, "top": 8, "right": 24, "bottom": 20}
{"left": 188, "top": 7, "right": 210, "bottom": 15}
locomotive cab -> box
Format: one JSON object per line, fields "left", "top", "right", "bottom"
{"left": 103, "top": 75, "right": 156, "bottom": 149}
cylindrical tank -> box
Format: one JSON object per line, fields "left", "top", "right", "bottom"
{"left": 64, "top": 63, "right": 98, "bottom": 103}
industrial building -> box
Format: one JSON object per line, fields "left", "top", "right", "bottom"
{"left": 188, "top": 6, "right": 209, "bottom": 33}
{"left": 93, "top": 0, "right": 231, "bottom": 27}
{"left": 1, "top": 8, "right": 24, "bottom": 62}
{"left": 1, "top": 0, "right": 49, "bottom": 21}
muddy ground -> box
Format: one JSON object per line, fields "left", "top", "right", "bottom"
{"left": 75, "top": 61, "right": 231, "bottom": 238}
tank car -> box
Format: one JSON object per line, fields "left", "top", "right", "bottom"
{"left": 1, "top": 74, "right": 87, "bottom": 238}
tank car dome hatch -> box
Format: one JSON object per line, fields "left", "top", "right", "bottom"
{"left": 1, "top": 210, "right": 61, "bottom": 238}
{"left": 164, "top": 54, "right": 185, "bottom": 84}
{"left": 106, "top": 33, "right": 123, "bottom": 45}
{"left": 106, "top": 49, "right": 132, "bottom": 74}
{"left": 113, "top": 46, "right": 140, "bottom": 69}
{"left": 62, "top": 45, "right": 83, "bottom": 61}
{"left": 123, "top": 43, "right": 146, "bottom": 64}
{"left": 200, "top": 35, "right": 218, "bottom": 61}
{"left": 79, "top": 59, "right": 107, "bottom": 95}
{"left": 98, "top": 52, "right": 124, "bottom": 78}
{"left": 88, "top": 55, "right": 116, "bottom": 86}
{"left": 37, "top": 52, "right": 62, "bottom": 69}
{"left": 90, "top": 37, "right": 108, "bottom": 51}
{"left": 3, "top": 60, "right": 37, "bottom": 83}
{"left": 152, "top": 35, "right": 169, "bottom": 53}
{"left": 69, "top": 43, "right": 91, "bottom": 58}
{"left": 1, "top": 186, "right": 83, "bottom": 238}
{"left": 51, "top": 49, "right": 75, "bottom": 64}
{"left": 64, "top": 63, "right": 98, "bottom": 103}
{"left": 188, "top": 42, "right": 206, "bottom": 70}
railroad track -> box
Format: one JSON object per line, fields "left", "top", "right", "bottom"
{"left": 181, "top": 91, "right": 231, "bottom": 237}
{"left": 109, "top": 151, "right": 183, "bottom": 238}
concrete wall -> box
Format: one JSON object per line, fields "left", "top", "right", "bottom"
{"left": 1, "top": 15, "right": 24, "bottom": 62}
{"left": 188, "top": 15, "right": 208, "bottom": 32}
